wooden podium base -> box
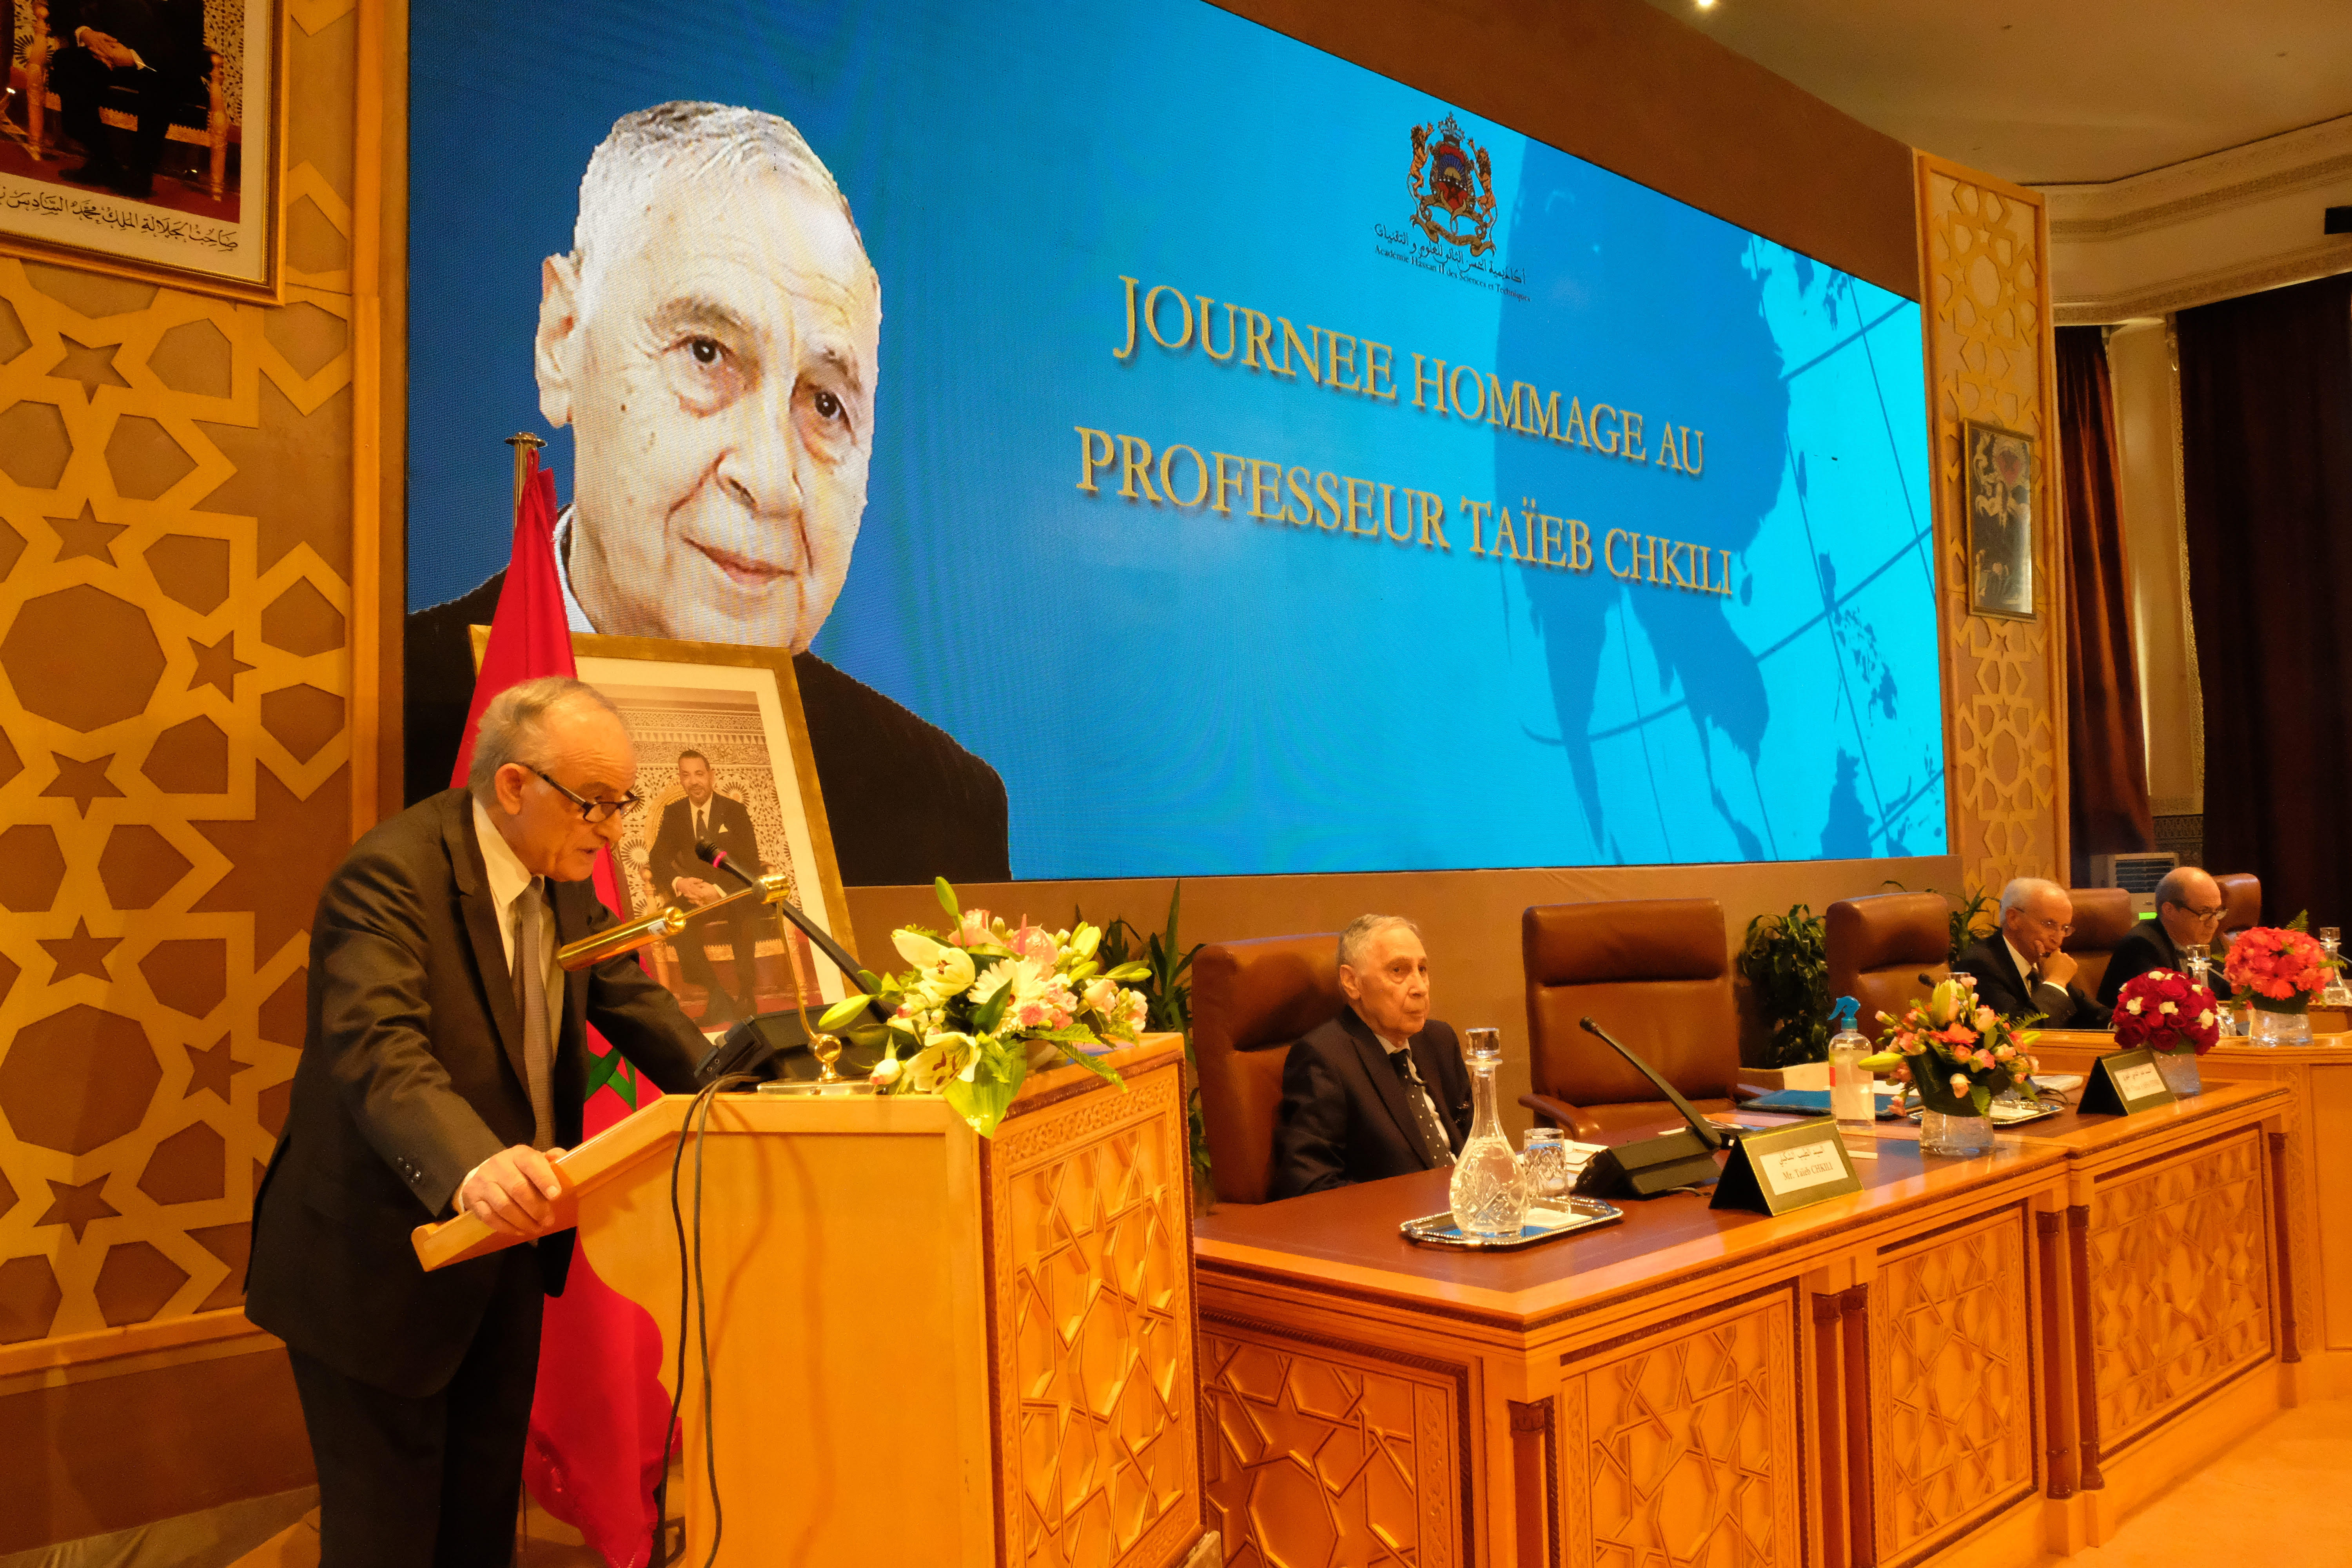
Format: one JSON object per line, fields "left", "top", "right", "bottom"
{"left": 416, "top": 1038, "right": 1207, "bottom": 1566}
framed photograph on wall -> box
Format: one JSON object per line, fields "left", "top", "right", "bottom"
{"left": 470, "top": 628, "right": 858, "bottom": 1030}
{"left": 1, "top": 0, "right": 287, "bottom": 302}
{"left": 1962, "top": 418, "right": 2038, "bottom": 622}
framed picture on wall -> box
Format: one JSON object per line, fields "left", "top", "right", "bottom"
{"left": 0, "top": 0, "right": 287, "bottom": 302}
{"left": 1962, "top": 419, "right": 2038, "bottom": 621}
{"left": 470, "top": 628, "right": 858, "bottom": 1030}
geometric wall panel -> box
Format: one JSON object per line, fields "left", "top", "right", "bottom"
{"left": 92, "top": 1240, "right": 189, "bottom": 1327}
{"left": 257, "top": 969, "right": 308, "bottom": 1049}
{"left": 0, "top": 0, "right": 358, "bottom": 1361}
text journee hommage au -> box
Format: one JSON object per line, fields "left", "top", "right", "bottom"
{"left": 1081, "top": 273, "right": 1732, "bottom": 595}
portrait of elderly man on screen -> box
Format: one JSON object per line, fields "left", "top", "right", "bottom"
{"left": 407, "top": 102, "right": 1009, "bottom": 887}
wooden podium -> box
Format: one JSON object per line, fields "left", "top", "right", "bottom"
{"left": 414, "top": 1037, "right": 1209, "bottom": 1567}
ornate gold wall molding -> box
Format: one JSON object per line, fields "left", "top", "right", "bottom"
{"left": 1917, "top": 154, "right": 2068, "bottom": 892}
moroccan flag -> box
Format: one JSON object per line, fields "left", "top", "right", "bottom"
{"left": 449, "top": 451, "right": 675, "bottom": 1568}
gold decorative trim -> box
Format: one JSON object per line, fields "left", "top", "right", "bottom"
{"left": 2048, "top": 151, "right": 2352, "bottom": 242}
{"left": 2053, "top": 240, "right": 2352, "bottom": 325}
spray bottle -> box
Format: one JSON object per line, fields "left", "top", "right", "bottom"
{"left": 1828, "top": 995, "right": 1875, "bottom": 1143}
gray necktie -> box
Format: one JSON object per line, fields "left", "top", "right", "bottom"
{"left": 1390, "top": 1049, "right": 1455, "bottom": 1167}
{"left": 514, "top": 878, "right": 555, "bottom": 1150}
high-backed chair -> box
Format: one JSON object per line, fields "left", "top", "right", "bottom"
{"left": 2062, "top": 887, "right": 2140, "bottom": 1000}
{"left": 1189, "top": 933, "right": 1341, "bottom": 1205}
{"left": 1521, "top": 899, "right": 1746, "bottom": 1140}
{"left": 2214, "top": 873, "right": 2262, "bottom": 935}
{"left": 1825, "top": 892, "right": 1950, "bottom": 1033}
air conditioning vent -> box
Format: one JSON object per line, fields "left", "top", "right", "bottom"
{"left": 2089, "top": 851, "right": 2179, "bottom": 916}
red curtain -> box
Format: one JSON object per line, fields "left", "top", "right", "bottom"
{"left": 2178, "top": 274, "right": 2352, "bottom": 928}
{"left": 2057, "top": 326, "right": 2153, "bottom": 881}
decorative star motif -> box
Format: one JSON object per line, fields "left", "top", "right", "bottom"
{"left": 184, "top": 1037, "right": 252, "bottom": 1103}
{"left": 196, "top": 379, "right": 355, "bottom": 578}
{"left": 53, "top": 334, "right": 131, "bottom": 400}
{"left": 189, "top": 631, "right": 254, "bottom": 699}
{"left": 37, "top": 1174, "right": 120, "bottom": 1240}
{"left": 40, "top": 918, "right": 122, "bottom": 982}
{"left": 0, "top": 517, "right": 25, "bottom": 581}
{"left": 194, "top": 764, "right": 352, "bottom": 960}
{"left": 44, "top": 752, "right": 125, "bottom": 816}
{"left": 47, "top": 501, "right": 130, "bottom": 565}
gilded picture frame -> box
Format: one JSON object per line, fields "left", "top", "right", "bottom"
{"left": 468, "top": 627, "right": 858, "bottom": 1024}
{"left": 1962, "top": 417, "right": 2038, "bottom": 622}
{"left": 1, "top": 0, "right": 289, "bottom": 302}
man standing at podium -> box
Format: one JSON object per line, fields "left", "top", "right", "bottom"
{"left": 247, "top": 677, "right": 708, "bottom": 1568}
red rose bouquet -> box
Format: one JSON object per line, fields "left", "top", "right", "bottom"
{"left": 2223, "top": 925, "right": 2337, "bottom": 1016}
{"left": 2111, "top": 968, "right": 2220, "bottom": 1055}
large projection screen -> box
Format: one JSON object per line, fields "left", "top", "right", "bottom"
{"left": 405, "top": 0, "right": 1942, "bottom": 884}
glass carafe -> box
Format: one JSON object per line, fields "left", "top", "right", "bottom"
{"left": 1448, "top": 1028, "right": 1530, "bottom": 1240}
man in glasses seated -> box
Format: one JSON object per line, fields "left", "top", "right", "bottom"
{"left": 2097, "top": 865, "right": 2236, "bottom": 1007}
{"left": 1956, "top": 876, "right": 2113, "bottom": 1029}
{"left": 247, "top": 675, "right": 711, "bottom": 1567}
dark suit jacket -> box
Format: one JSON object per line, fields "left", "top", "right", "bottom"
{"left": 2095, "top": 920, "right": 2235, "bottom": 1007}
{"left": 405, "top": 569, "right": 1012, "bottom": 887}
{"left": 245, "top": 789, "right": 706, "bottom": 1398}
{"left": 1269, "top": 1009, "right": 1471, "bottom": 1200}
{"left": 1955, "top": 936, "right": 2112, "bottom": 1030}
{"left": 649, "top": 791, "right": 761, "bottom": 895}
{"left": 59, "top": 0, "right": 205, "bottom": 79}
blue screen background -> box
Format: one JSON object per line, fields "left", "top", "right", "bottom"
{"left": 408, "top": 0, "right": 1944, "bottom": 878}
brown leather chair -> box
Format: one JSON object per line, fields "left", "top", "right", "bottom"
{"left": 2062, "top": 887, "right": 2140, "bottom": 1000}
{"left": 1825, "top": 892, "right": 1950, "bottom": 1034}
{"left": 1189, "top": 933, "right": 1341, "bottom": 1205}
{"left": 2214, "top": 873, "right": 2262, "bottom": 934}
{"left": 1521, "top": 899, "right": 1746, "bottom": 1139}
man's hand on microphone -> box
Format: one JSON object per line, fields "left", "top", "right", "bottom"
{"left": 456, "top": 1145, "right": 570, "bottom": 1238}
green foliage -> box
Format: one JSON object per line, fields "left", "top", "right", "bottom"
{"left": 1089, "top": 883, "right": 1211, "bottom": 1192}
{"left": 1738, "top": 904, "right": 1831, "bottom": 1068}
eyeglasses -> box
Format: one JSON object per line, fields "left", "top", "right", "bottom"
{"left": 2027, "top": 915, "right": 2074, "bottom": 938}
{"left": 2171, "top": 902, "right": 2227, "bottom": 921}
{"left": 532, "top": 767, "right": 641, "bottom": 823}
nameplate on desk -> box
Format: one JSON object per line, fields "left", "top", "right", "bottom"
{"left": 2079, "top": 1048, "right": 2177, "bottom": 1116}
{"left": 1710, "top": 1120, "right": 1862, "bottom": 1215}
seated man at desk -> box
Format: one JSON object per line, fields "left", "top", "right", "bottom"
{"left": 2097, "top": 865, "right": 2236, "bottom": 1006}
{"left": 1957, "top": 877, "right": 2113, "bottom": 1029}
{"left": 1269, "top": 915, "right": 1471, "bottom": 1199}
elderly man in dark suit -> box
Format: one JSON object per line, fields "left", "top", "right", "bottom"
{"left": 403, "top": 102, "right": 1009, "bottom": 884}
{"left": 246, "top": 676, "right": 708, "bottom": 1568}
{"left": 647, "top": 747, "right": 768, "bottom": 1025}
{"left": 1269, "top": 915, "right": 1471, "bottom": 1199}
{"left": 2097, "top": 865, "right": 2236, "bottom": 1007}
{"left": 1957, "top": 877, "right": 2112, "bottom": 1029}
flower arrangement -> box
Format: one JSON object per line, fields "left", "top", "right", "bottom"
{"left": 2223, "top": 924, "right": 2339, "bottom": 1015}
{"left": 1859, "top": 974, "right": 2040, "bottom": 1117}
{"left": 815, "top": 878, "right": 1151, "bottom": 1136}
{"left": 2110, "top": 969, "right": 2220, "bottom": 1056}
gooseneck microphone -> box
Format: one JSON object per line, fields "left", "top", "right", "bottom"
{"left": 1578, "top": 1015, "right": 1732, "bottom": 1151}
{"left": 693, "top": 844, "right": 884, "bottom": 1019}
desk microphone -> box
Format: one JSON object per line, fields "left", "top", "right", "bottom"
{"left": 1568, "top": 1015, "right": 1736, "bottom": 1199}
{"left": 687, "top": 844, "right": 893, "bottom": 1089}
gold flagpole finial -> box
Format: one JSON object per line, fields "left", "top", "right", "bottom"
{"left": 505, "top": 432, "right": 548, "bottom": 508}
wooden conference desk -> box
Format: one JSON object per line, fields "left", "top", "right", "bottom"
{"left": 2037, "top": 1028, "right": 2352, "bottom": 1401}
{"left": 1193, "top": 1081, "right": 2290, "bottom": 1568}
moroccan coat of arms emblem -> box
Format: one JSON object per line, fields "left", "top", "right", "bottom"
{"left": 1408, "top": 114, "right": 1497, "bottom": 256}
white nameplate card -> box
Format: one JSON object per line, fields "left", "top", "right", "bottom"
{"left": 2080, "top": 1047, "right": 2178, "bottom": 1116}
{"left": 1711, "top": 1120, "right": 1863, "bottom": 1216}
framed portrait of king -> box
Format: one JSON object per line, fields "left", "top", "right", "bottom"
{"left": 1962, "top": 419, "right": 2038, "bottom": 622}
{"left": 1, "top": 0, "right": 287, "bottom": 301}
{"left": 470, "top": 628, "right": 858, "bottom": 1031}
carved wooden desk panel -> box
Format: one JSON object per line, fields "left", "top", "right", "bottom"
{"left": 1195, "top": 1080, "right": 2289, "bottom": 1568}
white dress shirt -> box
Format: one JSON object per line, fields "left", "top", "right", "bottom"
{"left": 2005, "top": 936, "right": 2069, "bottom": 1010}
{"left": 553, "top": 510, "right": 595, "bottom": 636}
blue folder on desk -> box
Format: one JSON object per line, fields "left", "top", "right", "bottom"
{"left": 1740, "top": 1088, "right": 1905, "bottom": 1122}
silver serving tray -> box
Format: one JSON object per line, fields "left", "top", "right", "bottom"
{"left": 1400, "top": 1197, "right": 1624, "bottom": 1250}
